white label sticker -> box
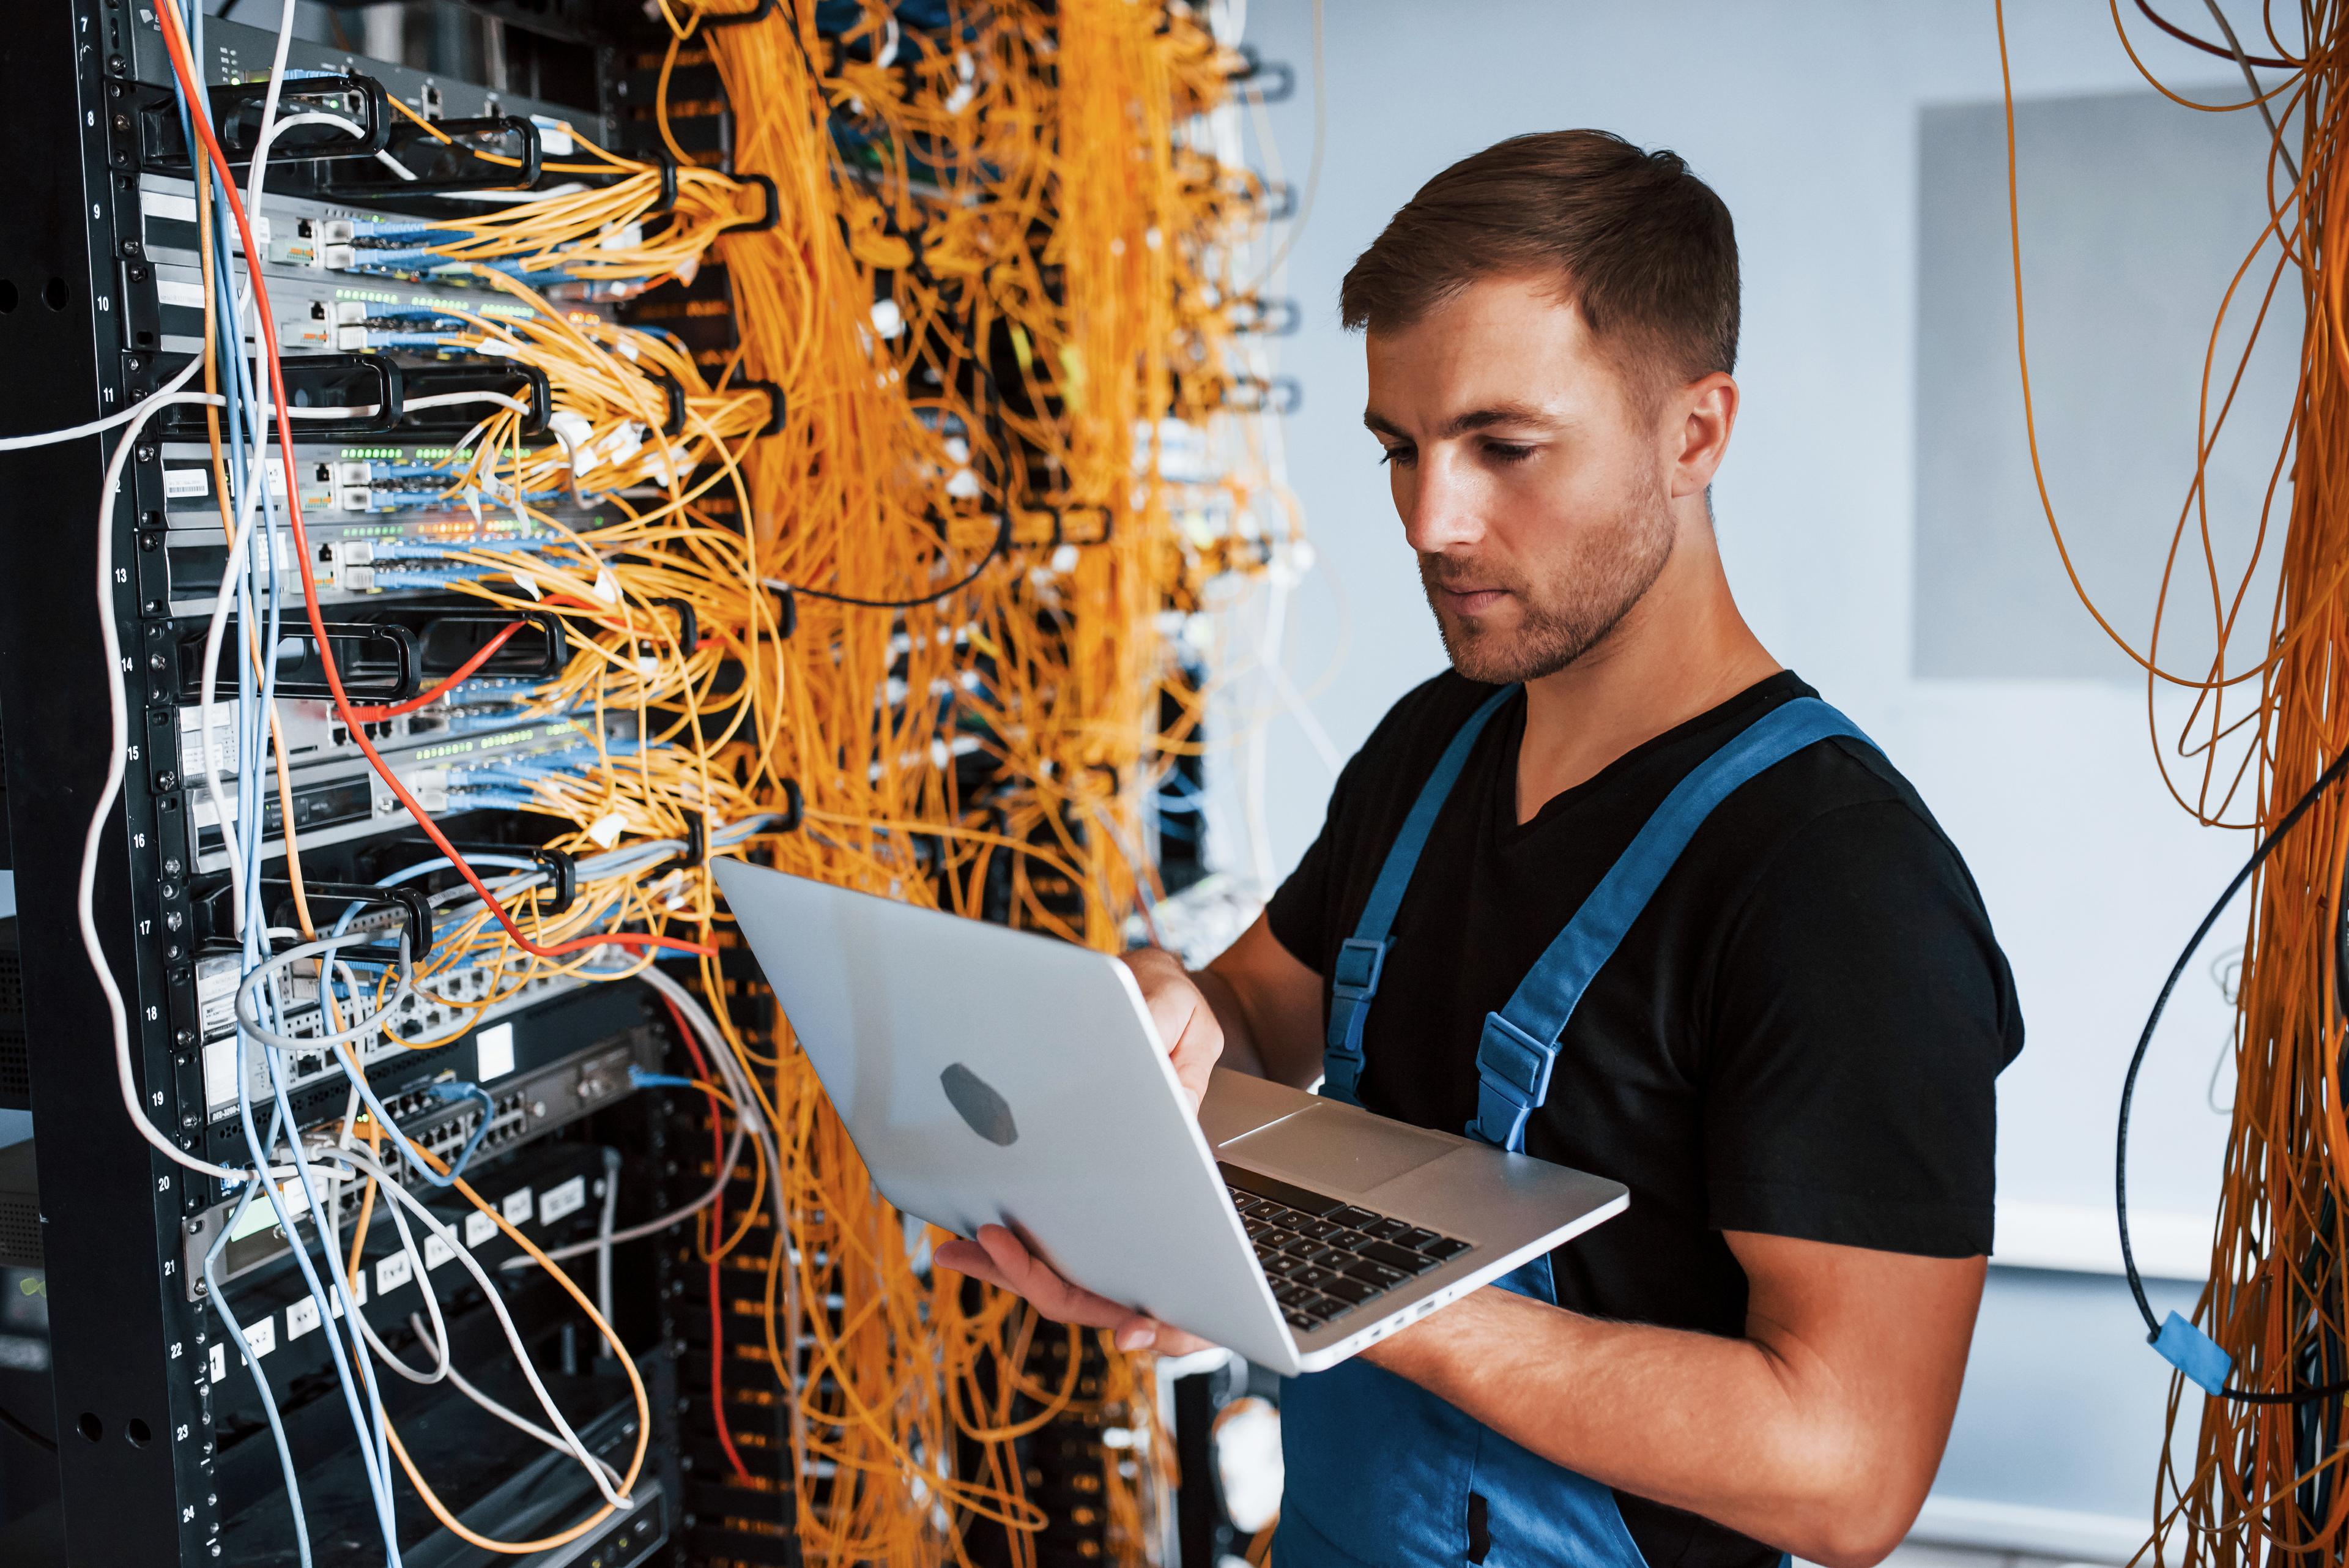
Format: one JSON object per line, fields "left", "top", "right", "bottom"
{"left": 242, "top": 1317, "right": 275, "bottom": 1360}
{"left": 464, "top": 1211, "right": 497, "bottom": 1249}
{"left": 164, "top": 467, "right": 209, "bottom": 499}
{"left": 501, "top": 1188, "right": 534, "bottom": 1227}
{"left": 208, "top": 1343, "right": 227, "bottom": 1384}
{"left": 376, "top": 1251, "right": 414, "bottom": 1295}
{"left": 201, "top": 1037, "right": 238, "bottom": 1112}
{"left": 539, "top": 1175, "right": 587, "bottom": 1225}
{"left": 285, "top": 1297, "right": 321, "bottom": 1342}
{"left": 144, "top": 189, "right": 198, "bottom": 225}
{"left": 155, "top": 278, "right": 205, "bottom": 310}
{"left": 474, "top": 1022, "right": 515, "bottom": 1082}
{"left": 423, "top": 1233, "right": 456, "bottom": 1271}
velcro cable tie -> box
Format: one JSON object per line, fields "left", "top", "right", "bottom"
{"left": 2153, "top": 1311, "right": 2233, "bottom": 1396}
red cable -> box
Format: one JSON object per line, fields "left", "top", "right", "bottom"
{"left": 346, "top": 620, "right": 524, "bottom": 722}
{"left": 662, "top": 990, "right": 755, "bottom": 1483}
{"left": 154, "top": 4, "right": 710, "bottom": 961}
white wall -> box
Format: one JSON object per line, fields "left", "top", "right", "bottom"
{"left": 1225, "top": 1, "right": 2277, "bottom": 1551}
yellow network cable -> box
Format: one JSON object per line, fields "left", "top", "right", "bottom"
{"left": 194, "top": 3, "right": 1298, "bottom": 1560}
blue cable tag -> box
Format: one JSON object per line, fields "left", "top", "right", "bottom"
{"left": 2153, "top": 1310, "right": 2233, "bottom": 1395}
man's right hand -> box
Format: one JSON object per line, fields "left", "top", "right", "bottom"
{"left": 935, "top": 918, "right": 1328, "bottom": 1348}
{"left": 1118, "top": 946, "right": 1223, "bottom": 1114}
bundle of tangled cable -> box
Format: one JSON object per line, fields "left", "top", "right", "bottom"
{"left": 1998, "top": 3, "right": 2349, "bottom": 1559}
{"left": 485, "top": 2, "right": 1295, "bottom": 1561}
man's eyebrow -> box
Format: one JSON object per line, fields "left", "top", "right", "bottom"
{"left": 1442, "top": 403, "right": 1564, "bottom": 437}
{"left": 1360, "top": 404, "right": 1566, "bottom": 440}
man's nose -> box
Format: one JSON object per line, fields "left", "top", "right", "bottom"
{"left": 1401, "top": 450, "right": 1485, "bottom": 555}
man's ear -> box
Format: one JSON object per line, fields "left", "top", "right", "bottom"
{"left": 1669, "top": 372, "right": 1739, "bottom": 500}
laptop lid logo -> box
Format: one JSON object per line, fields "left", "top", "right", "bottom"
{"left": 940, "top": 1063, "right": 1019, "bottom": 1147}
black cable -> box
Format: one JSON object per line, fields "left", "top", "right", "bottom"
{"left": 2118, "top": 741, "right": 2349, "bottom": 1404}
{"left": 700, "top": 2, "right": 1026, "bottom": 612}
{"left": 785, "top": 511, "right": 1012, "bottom": 609}
{"left": 775, "top": 173, "right": 1025, "bottom": 611}
{"left": 0, "top": 1403, "right": 56, "bottom": 1452}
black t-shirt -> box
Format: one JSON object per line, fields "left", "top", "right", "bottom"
{"left": 1266, "top": 669, "right": 2023, "bottom": 1568}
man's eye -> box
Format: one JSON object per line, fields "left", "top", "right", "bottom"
{"left": 1378, "top": 446, "right": 1416, "bottom": 467}
{"left": 1483, "top": 441, "right": 1535, "bottom": 464}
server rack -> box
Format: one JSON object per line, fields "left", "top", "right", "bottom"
{"left": 0, "top": 7, "right": 688, "bottom": 1562}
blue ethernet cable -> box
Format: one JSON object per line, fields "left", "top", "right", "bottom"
{"left": 420, "top": 1081, "right": 498, "bottom": 1180}
{"left": 241, "top": 970, "right": 404, "bottom": 1565}
{"left": 201, "top": 1181, "right": 313, "bottom": 1568}
{"left": 239, "top": 975, "right": 405, "bottom": 1563}
{"left": 179, "top": 30, "right": 404, "bottom": 1552}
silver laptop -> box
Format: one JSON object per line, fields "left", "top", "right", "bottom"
{"left": 712, "top": 861, "right": 1628, "bottom": 1375}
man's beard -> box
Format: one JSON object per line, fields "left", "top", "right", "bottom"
{"left": 1420, "top": 481, "right": 1676, "bottom": 685}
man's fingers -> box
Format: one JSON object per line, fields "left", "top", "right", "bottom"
{"left": 932, "top": 1237, "right": 1006, "bottom": 1290}
{"left": 971, "top": 1225, "right": 1132, "bottom": 1330}
{"left": 939, "top": 1232, "right": 1220, "bottom": 1356}
{"left": 1120, "top": 949, "right": 1223, "bottom": 1114}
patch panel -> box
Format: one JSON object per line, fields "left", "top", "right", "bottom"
{"left": 181, "top": 710, "right": 635, "bottom": 874}
{"left": 194, "top": 948, "right": 592, "bottom": 1128}
{"left": 185, "top": 1031, "right": 656, "bottom": 1294}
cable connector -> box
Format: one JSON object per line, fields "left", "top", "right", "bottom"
{"left": 2153, "top": 1311, "right": 2233, "bottom": 1395}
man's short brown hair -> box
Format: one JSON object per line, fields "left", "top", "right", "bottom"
{"left": 1339, "top": 130, "right": 1739, "bottom": 395}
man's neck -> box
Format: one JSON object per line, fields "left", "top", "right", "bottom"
{"left": 1512, "top": 521, "right": 1778, "bottom": 826}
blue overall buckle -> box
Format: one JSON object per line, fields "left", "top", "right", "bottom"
{"left": 1332, "top": 937, "right": 1389, "bottom": 998}
{"left": 1468, "top": 1011, "right": 1558, "bottom": 1148}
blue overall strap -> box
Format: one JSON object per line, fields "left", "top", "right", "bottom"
{"left": 1469, "top": 697, "right": 1877, "bottom": 1151}
{"left": 1321, "top": 683, "right": 1521, "bottom": 1104}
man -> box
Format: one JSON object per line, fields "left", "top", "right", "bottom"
{"left": 938, "top": 130, "right": 2021, "bottom": 1568}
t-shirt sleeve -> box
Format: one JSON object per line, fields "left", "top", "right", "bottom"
{"left": 1701, "top": 798, "right": 2020, "bottom": 1258}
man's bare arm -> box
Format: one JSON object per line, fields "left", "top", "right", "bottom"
{"left": 1188, "top": 913, "right": 1326, "bottom": 1087}
{"left": 1359, "top": 1230, "right": 1984, "bottom": 1568}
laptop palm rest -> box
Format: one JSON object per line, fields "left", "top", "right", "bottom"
{"left": 1220, "top": 1104, "right": 1452, "bottom": 1195}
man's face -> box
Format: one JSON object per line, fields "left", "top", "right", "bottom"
{"left": 1364, "top": 274, "right": 1677, "bottom": 685}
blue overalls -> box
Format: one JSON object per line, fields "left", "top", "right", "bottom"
{"left": 1274, "top": 686, "right": 1872, "bottom": 1568}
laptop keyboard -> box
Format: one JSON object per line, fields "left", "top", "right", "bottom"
{"left": 1218, "top": 1161, "right": 1474, "bottom": 1333}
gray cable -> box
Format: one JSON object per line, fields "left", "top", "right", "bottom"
{"left": 595, "top": 1146, "right": 622, "bottom": 1356}
{"left": 2201, "top": 0, "right": 2301, "bottom": 187}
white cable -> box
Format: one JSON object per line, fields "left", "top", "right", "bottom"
{"left": 406, "top": 1313, "right": 625, "bottom": 1491}
{"left": 83, "top": 395, "right": 259, "bottom": 1184}
{"left": 346, "top": 1178, "right": 451, "bottom": 1387}
{"left": 404, "top": 390, "right": 533, "bottom": 415}
{"left": 233, "top": 934, "right": 418, "bottom": 1052}
{"left": 0, "top": 360, "right": 207, "bottom": 450}
{"left": 512, "top": 1120, "right": 744, "bottom": 1267}
{"left": 321, "top": 1140, "right": 633, "bottom": 1509}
